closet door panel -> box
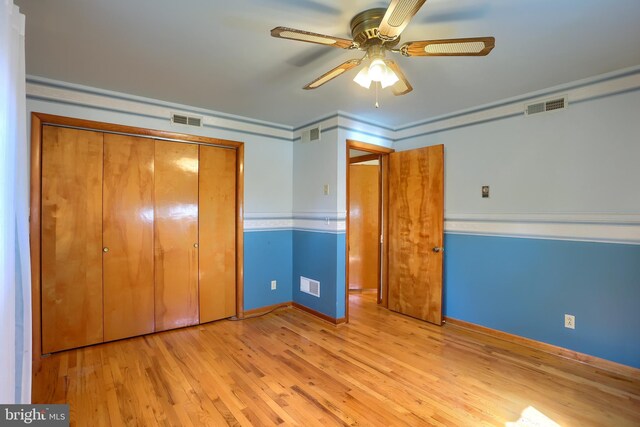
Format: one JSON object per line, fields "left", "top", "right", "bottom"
{"left": 154, "top": 140, "right": 199, "bottom": 331}
{"left": 41, "top": 126, "right": 104, "bottom": 353}
{"left": 103, "top": 134, "right": 155, "bottom": 341}
{"left": 199, "top": 145, "right": 237, "bottom": 323}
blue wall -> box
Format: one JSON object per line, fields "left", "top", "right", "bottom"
{"left": 444, "top": 233, "right": 640, "bottom": 368}
{"left": 292, "top": 231, "right": 346, "bottom": 319}
{"left": 243, "top": 230, "right": 293, "bottom": 311}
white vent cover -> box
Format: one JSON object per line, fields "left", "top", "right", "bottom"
{"left": 300, "top": 276, "right": 320, "bottom": 297}
{"left": 525, "top": 96, "right": 568, "bottom": 116}
{"left": 301, "top": 125, "right": 321, "bottom": 143}
{"left": 171, "top": 112, "right": 203, "bottom": 127}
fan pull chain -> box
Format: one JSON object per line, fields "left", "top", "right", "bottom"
{"left": 375, "top": 82, "right": 380, "bottom": 108}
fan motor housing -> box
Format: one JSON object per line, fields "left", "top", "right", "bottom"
{"left": 350, "top": 8, "right": 400, "bottom": 49}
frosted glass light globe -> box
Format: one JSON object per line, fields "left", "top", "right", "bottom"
{"left": 368, "top": 59, "right": 386, "bottom": 82}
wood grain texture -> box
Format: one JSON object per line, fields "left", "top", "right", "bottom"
{"left": 271, "top": 26, "right": 356, "bottom": 49}
{"left": 31, "top": 113, "right": 245, "bottom": 358}
{"left": 345, "top": 140, "right": 394, "bottom": 322}
{"left": 388, "top": 145, "right": 444, "bottom": 325}
{"left": 102, "top": 134, "right": 155, "bottom": 341}
{"left": 30, "top": 113, "right": 43, "bottom": 364}
{"left": 41, "top": 126, "right": 104, "bottom": 353}
{"left": 349, "top": 153, "right": 380, "bottom": 164}
{"left": 292, "top": 302, "right": 347, "bottom": 325}
{"left": 380, "top": 155, "right": 390, "bottom": 308}
{"left": 346, "top": 139, "right": 394, "bottom": 154}
{"left": 243, "top": 302, "right": 292, "bottom": 317}
{"left": 235, "top": 144, "right": 245, "bottom": 319}
{"left": 32, "top": 292, "right": 640, "bottom": 426}
{"left": 445, "top": 317, "right": 640, "bottom": 381}
{"left": 154, "top": 140, "right": 199, "bottom": 331}
{"left": 198, "top": 145, "right": 237, "bottom": 323}
{"left": 348, "top": 164, "right": 380, "bottom": 290}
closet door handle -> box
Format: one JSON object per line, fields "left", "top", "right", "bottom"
{"left": 193, "top": 243, "right": 199, "bottom": 249}
{"left": 103, "top": 247, "right": 109, "bottom": 253}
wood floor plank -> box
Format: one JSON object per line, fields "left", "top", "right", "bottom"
{"left": 33, "top": 292, "right": 640, "bottom": 426}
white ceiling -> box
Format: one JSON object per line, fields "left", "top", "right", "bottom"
{"left": 15, "top": 0, "right": 640, "bottom": 128}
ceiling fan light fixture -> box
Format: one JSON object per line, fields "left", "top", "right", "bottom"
{"left": 380, "top": 69, "right": 399, "bottom": 88}
{"left": 368, "top": 58, "right": 387, "bottom": 82}
{"left": 368, "top": 57, "right": 399, "bottom": 88}
{"left": 353, "top": 67, "right": 372, "bottom": 89}
{"left": 353, "top": 58, "right": 399, "bottom": 90}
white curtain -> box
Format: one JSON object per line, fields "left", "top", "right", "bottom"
{"left": 0, "top": 0, "right": 31, "bottom": 403}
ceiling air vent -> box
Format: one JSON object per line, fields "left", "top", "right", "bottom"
{"left": 171, "top": 112, "right": 203, "bottom": 127}
{"left": 525, "top": 95, "right": 568, "bottom": 116}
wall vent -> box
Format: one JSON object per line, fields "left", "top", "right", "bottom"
{"left": 171, "top": 112, "right": 203, "bottom": 127}
{"left": 300, "top": 276, "right": 320, "bottom": 297}
{"left": 301, "top": 125, "right": 321, "bottom": 143}
{"left": 525, "top": 95, "right": 568, "bottom": 116}
{"left": 309, "top": 126, "right": 321, "bottom": 141}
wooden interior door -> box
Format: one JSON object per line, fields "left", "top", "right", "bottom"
{"left": 348, "top": 164, "right": 380, "bottom": 291}
{"left": 41, "top": 126, "right": 104, "bottom": 353}
{"left": 388, "top": 145, "right": 444, "bottom": 325}
{"left": 154, "top": 140, "right": 199, "bottom": 331}
{"left": 198, "top": 145, "right": 237, "bottom": 323}
{"left": 102, "top": 134, "right": 155, "bottom": 341}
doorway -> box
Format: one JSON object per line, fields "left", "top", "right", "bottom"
{"left": 345, "top": 140, "right": 393, "bottom": 321}
{"left": 345, "top": 140, "right": 445, "bottom": 325}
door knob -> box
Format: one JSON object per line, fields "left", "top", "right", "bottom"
{"left": 193, "top": 243, "right": 199, "bottom": 248}
{"left": 103, "top": 247, "right": 109, "bottom": 253}
{"left": 432, "top": 247, "right": 444, "bottom": 253}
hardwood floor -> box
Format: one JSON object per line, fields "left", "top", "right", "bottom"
{"left": 33, "top": 292, "right": 640, "bottom": 426}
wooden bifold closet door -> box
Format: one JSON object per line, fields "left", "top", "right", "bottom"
{"left": 41, "top": 126, "right": 104, "bottom": 354}
{"left": 102, "top": 134, "right": 155, "bottom": 341}
{"left": 154, "top": 140, "right": 200, "bottom": 331}
{"left": 39, "top": 121, "right": 239, "bottom": 353}
{"left": 199, "top": 145, "right": 237, "bottom": 323}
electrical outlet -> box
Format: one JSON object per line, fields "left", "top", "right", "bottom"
{"left": 271, "top": 280, "right": 277, "bottom": 290}
{"left": 564, "top": 314, "right": 575, "bottom": 329}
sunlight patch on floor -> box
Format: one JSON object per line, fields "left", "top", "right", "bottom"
{"left": 506, "top": 406, "right": 561, "bottom": 427}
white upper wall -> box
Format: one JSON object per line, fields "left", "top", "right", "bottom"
{"left": 292, "top": 113, "right": 393, "bottom": 225}
{"left": 395, "top": 68, "right": 640, "bottom": 217}
{"left": 292, "top": 127, "right": 340, "bottom": 216}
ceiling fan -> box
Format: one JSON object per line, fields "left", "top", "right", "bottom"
{"left": 271, "top": 0, "right": 495, "bottom": 96}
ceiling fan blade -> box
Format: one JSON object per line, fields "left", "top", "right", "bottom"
{"left": 401, "top": 37, "right": 495, "bottom": 56}
{"left": 384, "top": 60, "right": 413, "bottom": 96}
{"left": 271, "top": 27, "right": 357, "bottom": 49}
{"left": 303, "top": 59, "right": 362, "bottom": 90}
{"left": 378, "top": 0, "right": 427, "bottom": 41}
